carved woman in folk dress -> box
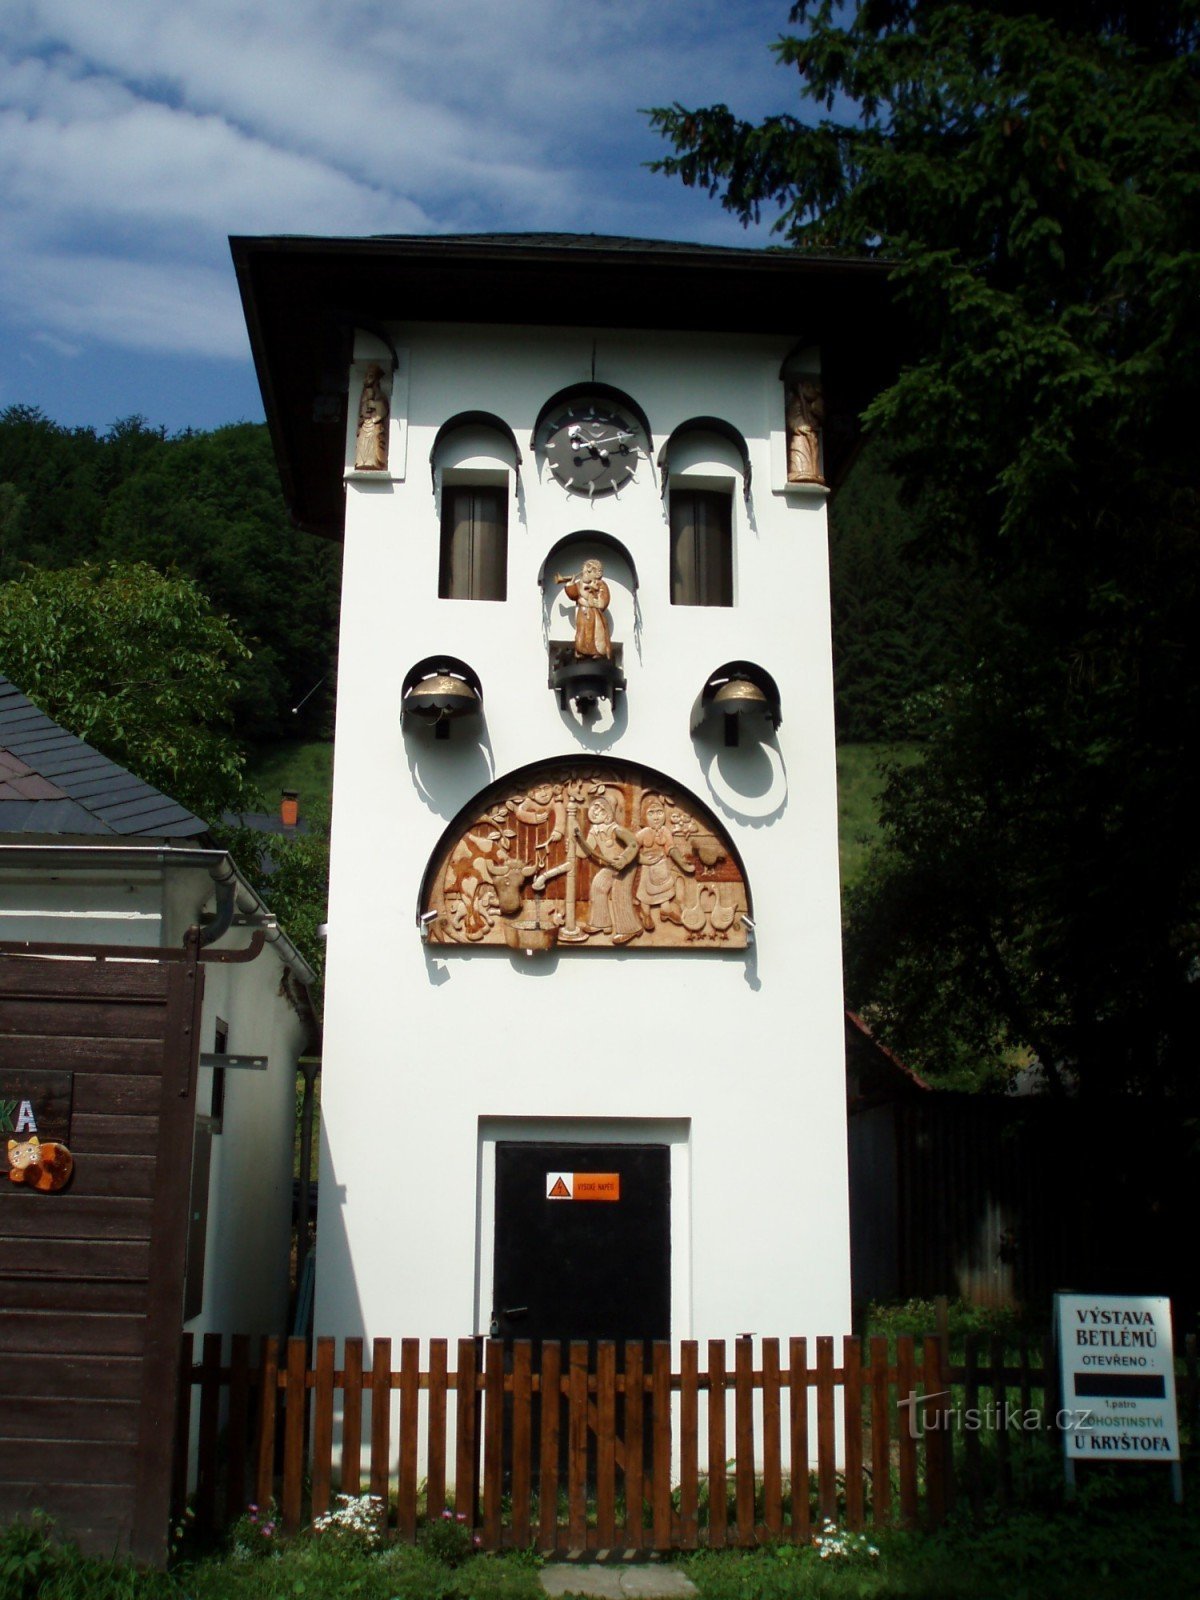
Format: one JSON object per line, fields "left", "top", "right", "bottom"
{"left": 575, "top": 794, "right": 640, "bottom": 944}
{"left": 634, "top": 796, "right": 695, "bottom": 931}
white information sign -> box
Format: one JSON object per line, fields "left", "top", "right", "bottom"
{"left": 1055, "top": 1293, "right": 1179, "bottom": 1462}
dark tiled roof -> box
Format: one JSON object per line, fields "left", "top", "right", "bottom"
{"left": 0, "top": 676, "right": 208, "bottom": 840}
{"left": 367, "top": 231, "right": 850, "bottom": 261}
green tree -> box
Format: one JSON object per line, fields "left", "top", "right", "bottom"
{"left": 0, "top": 561, "right": 252, "bottom": 824}
{"left": 651, "top": 3, "right": 1200, "bottom": 1092}
{"left": 222, "top": 824, "right": 330, "bottom": 998}
{"left": 0, "top": 409, "right": 341, "bottom": 742}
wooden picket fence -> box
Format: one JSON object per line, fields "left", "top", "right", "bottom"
{"left": 175, "top": 1330, "right": 1194, "bottom": 1550}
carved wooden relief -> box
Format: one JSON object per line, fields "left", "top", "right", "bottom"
{"left": 424, "top": 761, "right": 749, "bottom": 951}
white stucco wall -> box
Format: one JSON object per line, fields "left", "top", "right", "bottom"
{"left": 316, "top": 321, "right": 851, "bottom": 1356}
{"left": 188, "top": 948, "right": 309, "bottom": 1342}
{"left": 0, "top": 871, "right": 166, "bottom": 946}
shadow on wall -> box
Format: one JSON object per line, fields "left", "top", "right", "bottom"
{"left": 698, "top": 734, "right": 788, "bottom": 827}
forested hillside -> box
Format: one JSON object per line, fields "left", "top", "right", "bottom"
{"left": 0, "top": 407, "right": 341, "bottom": 744}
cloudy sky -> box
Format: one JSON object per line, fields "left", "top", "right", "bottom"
{"left": 0, "top": 0, "right": 799, "bottom": 432}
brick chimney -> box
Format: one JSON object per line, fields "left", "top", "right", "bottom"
{"left": 280, "top": 790, "right": 299, "bottom": 828}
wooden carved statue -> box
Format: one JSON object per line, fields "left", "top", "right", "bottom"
{"left": 555, "top": 559, "right": 612, "bottom": 660}
{"left": 786, "top": 377, "right": 825, "bottom": 484}
{"left": 354, "top": 363, "right": 390, "bottom": 471}
{"left": 423, "top": 762, "right": 748, "bottom": 950}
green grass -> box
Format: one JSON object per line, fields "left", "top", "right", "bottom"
{"left": 245, "top": 740, "right": 333, "bottom": 827}
{"left": 835, "top": 743, "right": 919, "bottom": 893}
{"left": 7, "top": 1494, "right": 1200, "bottom": 1600}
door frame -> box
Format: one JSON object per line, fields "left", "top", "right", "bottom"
{"left": 475, "top": 1116, "right": 691, "bottom": 1342}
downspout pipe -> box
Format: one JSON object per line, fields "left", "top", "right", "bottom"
{"left": 198, "top": 871, "right": 237, "bottom": 947}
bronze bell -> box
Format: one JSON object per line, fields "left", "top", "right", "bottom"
{"left": 712, "top": 677, "right": 769, "bottom": 710}
{"left": 710, "top": 675, "right": 774, "bottom": 748}
{"left": 402, "top": 672, "right": 481, "bottom": 738}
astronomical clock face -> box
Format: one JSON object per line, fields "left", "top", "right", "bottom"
{"left": 541, "top": 398, "right": 646, "bottom": 498}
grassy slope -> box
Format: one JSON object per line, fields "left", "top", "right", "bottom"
{"left": 836, "top": 742, "right": 918, "bottom": 891}
{"left": 247, "top": 739, "right": 334, "bottom": 827}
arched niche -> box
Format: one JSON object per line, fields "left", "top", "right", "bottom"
{"left": 658, "top": 417, "right": 752, "bottom": 499}
{"left": 691, "top": 660, "right": 782, "bottom": 738}
{"left": 538, "top": 533, "right": 637, "bottom": 675}
{"left": 429, "top": 411, "right": 522, "bottom": 491}
{"left": 537, "top": 532, "right": 639, "bottom": 593}
{"left": 418, "top": 756, "right": 752, "bottom": 951}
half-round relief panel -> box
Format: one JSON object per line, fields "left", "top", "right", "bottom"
{"left": 419, "top": 757, "right": 750, "bottom": 951}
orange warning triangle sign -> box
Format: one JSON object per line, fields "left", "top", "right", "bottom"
{"left": 548, "top": 1176, "right": 571, "bottom": 1198}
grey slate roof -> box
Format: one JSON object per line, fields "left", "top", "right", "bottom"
{"left": 0, "top": 675, "right": 209, "bottom": 840}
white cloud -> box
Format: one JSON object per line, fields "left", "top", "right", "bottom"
{"left": 0, "top": 0, "right": 790, "bottom": 358}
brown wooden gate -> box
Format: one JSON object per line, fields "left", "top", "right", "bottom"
{"left": 0, "top": 942, "right": 204, "bottom": 1564}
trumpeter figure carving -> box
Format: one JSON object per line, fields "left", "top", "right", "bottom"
{"left": 555, "top": 559, "right": 612, "bottom": 660}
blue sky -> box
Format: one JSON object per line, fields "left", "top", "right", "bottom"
{"left": 0, "top": 1, "right": 798, "bottom": 434}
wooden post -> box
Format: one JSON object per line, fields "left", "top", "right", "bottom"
{"left": 816, "top": 1337, "right": 837, "bottom": 1526}
{"left": 567, "top": 1341, "right": 588, "bottom": 1548}
{"left": 896, "top": 1336, "right": 918, "bottom": 1527}
{"left": 282, "top": 1337, "right": 307, "bottom": 1533}
{"left": 397, "top": 1337, "right": 420, "bottom": 1540}
{"left": 455, "top": 1337, "right": 478, "bottom": 1527}
{"left": 706, "top": 1340, "right": 727, "bottom": 1549}
{"left": 679, "top": 1341, "right": 700, "bottom": 1549}
{"left": 427, "top": 1339, "right": 448, "bottom": 1519}
{"left": 652, "top": 1343, "right": 673, "bottom": 1548}
{"left": 789, "top": 1337, "right": 810, "bottom": 1543}
{"left": 624, "top": 1341, "right": 645, "bottom": 1550}
{"left": 482, "top": 1339, "right": 505, "bottom": 1548}
{"left": 595, "top": 1342, "right": 617, "bottom": 1548}
{"left": 868, "top": 1335, "right": 890, "bottom": 1528}
{"left": 368, "top": 1338, "right": 392, "bottom": 1511}
{"left": 762, "top": 1339, "right": 782, "bottom": 1540}
{"left": 170, "top": 1334, "right": 193, "bottom": 1531}
{"left": 963, "top": 1333, "right": 982, "bottom": 1513}
{"left": 225, "top": 1333, "right": 251, "bottom": 1523}
{"left": 842, "top": 1336, "right": 864, "bottom": 1530}
{"left": 923, "top": 1335, "right": 947, "bottom": 1525}
{"left": 310, "top": 1337, "right": 335, "bottom": 1520}
{"left": 510, "top": 1341, "right": 533, "bottom": 1548}
{"left": 537, "top": 1342, "right": 561, "bottom": 1551}
{"left": 341, "top": 1338, "right": 364, "bottom": 1496}
{"left": 255, "top": 1336, "right": 279, "bottom": 1513}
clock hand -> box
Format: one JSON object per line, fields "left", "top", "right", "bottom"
{"left": 568, "top": 427, "right": 636, "bottom": 451}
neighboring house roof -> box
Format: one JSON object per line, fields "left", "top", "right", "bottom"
{"left": 222, "top": 811, "right": 311, "bottom": 837}
{"left": 0, "top": 675, "right": 209, "bottom": 840}
{"left": 845, "top": 1009, "right": 930, "bottom": 1109}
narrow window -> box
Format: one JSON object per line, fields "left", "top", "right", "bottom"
{"left": 211, "top": 1019, "right": 228, "bottom": 1134}
{"left": 439, "top": 485, "right": 508, "bottom": 600}
{"left": 670, "top": 489, "right": 733, "bottom": 606}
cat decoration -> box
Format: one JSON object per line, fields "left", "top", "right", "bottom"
{"left": 7, "top": 1136, "right": 74, "bottom": 1192}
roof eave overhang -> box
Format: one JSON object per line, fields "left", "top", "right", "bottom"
{"left": 230, "top": 234, "right": 900, "bottom": 540}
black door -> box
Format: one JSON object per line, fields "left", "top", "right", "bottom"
{"left": 492, "top": 1142, "right": 670, "bottom": 1344}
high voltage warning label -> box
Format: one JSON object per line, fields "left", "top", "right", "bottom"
{"left": 546, "top": 1172, "right": 620, "bottom": 1201}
